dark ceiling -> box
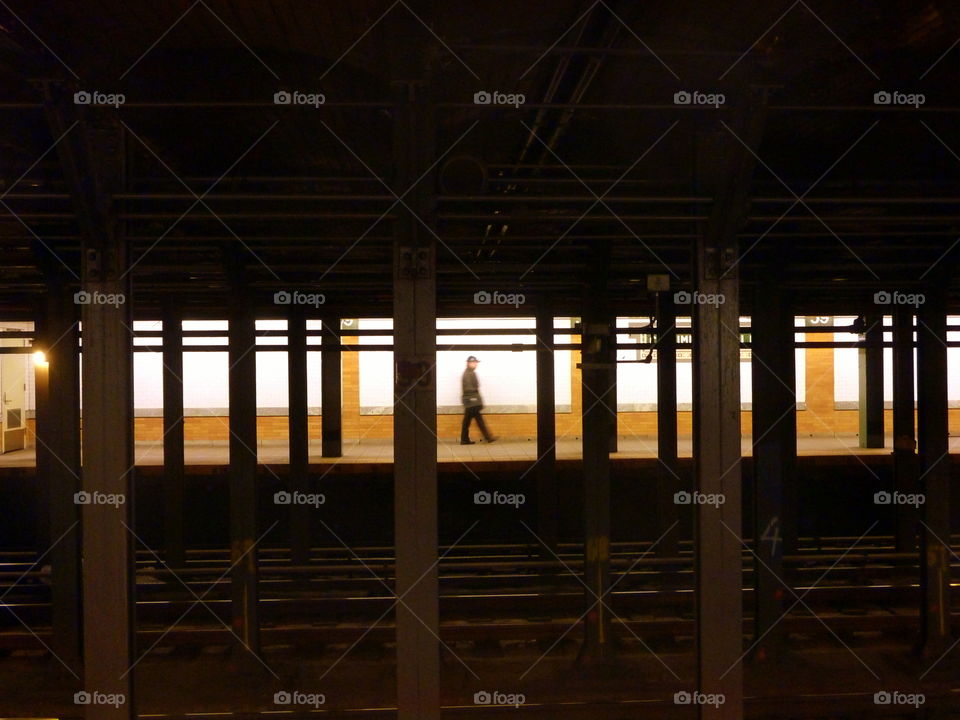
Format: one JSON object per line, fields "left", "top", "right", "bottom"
{"left": 1, "top": 0, "right": 959, "bottom": 318}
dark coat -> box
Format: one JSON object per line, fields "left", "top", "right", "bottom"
{"left": 462, "top": 368, "right": 483, "bottom": 408}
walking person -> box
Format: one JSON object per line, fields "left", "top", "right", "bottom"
{"left": 461, "top": 355, "right": 496, "bottom": 444}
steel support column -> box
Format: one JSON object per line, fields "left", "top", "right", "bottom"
{"left": 858, "top": 315, "right": 884, "bottom": 448}
{"left": 691, "top": 103, "right": 763, "bottom": 716}
{"left": 656, "top": 291, "right": 679, "bottom": 559}
{"left": 50, "top": 107, "right": 139, "bottom": 719}
{"left": 82, "top": 262, "right": 136, "bottom": 720}
{"left": 581, "top": 297, "right": 613, "bottom": 660}
{"left": 692, "top": 237, "right": 742, "bottom": 718}
{"left": 392, "top": 78, "right": 440, "bottom": 720}
{"left": 34, "top": 299, "right": 50, "bottom": 550}
{"left": 227, "top": 260, "right": 260, "bottom": 655}
{"left": 36, "top": 280, "right": 82, "bottom": 671}
{"left": 750, "top": 279, "right": 796, "bottom": 659}
{"left": 917, "top": 286, "right": 951, "bottom": 656}
{"left": 892, "top": 305, "right": 917, "bottom": 552}
{"left": 608, "top": 313, "right": 618, "bottom": 453}
{"left": 288, "top": 304, "right": 311, "bottom": 563}
{"left": 80, "top": 217, "right": 135, "bottom": 719}
{"left": 162, "top": 302, "right": 185, "bottom": 569}
{"left": 535, "top": 300, "right": 558, "bottom": 551}
{"left": 321, "top": 317, "right": 343, "bottom": 458}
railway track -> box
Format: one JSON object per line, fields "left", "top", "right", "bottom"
{"left": 1, "top": 536, "right": 956, "bottom": 653}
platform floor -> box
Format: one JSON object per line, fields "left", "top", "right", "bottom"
{"left": 2, "top": 433, "right": 957, "bottom": 467}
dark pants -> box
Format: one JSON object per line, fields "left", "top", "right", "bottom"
{"left": 461, "top": 405, "right": 492, "bottom": 442}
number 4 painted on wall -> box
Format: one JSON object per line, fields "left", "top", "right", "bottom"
{"left": 761, "top": 516, "right": 781, "bottom": 557}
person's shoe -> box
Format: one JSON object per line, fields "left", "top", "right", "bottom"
{"left": 460, "top": 440, "right": 475, "bottom": 445}
{"left": 485, "top": 436, "right": 498, "bottom": 443}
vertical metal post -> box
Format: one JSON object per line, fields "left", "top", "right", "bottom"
{"left": 162, "top": 302, "right": 185, "bottom": 569}
{"left": 227, "top": 261, "right": 260, "bottom": 655}
{"left": 691, "top": 104, "right": 765, "bottom": 716}
{"left": 288, "top": 304, "right": 311, "bottom": 564}
{"left": 608, "top": 314, "right": 618, "bottom": 453}
{"left": 393, "top": 79, "right": 440, "bottom": 720}
{"left": 581, "top": 301, "right": 612, "bottom": 659}
{"left": 321, "top": 317, "right": 343, "bottom": 458}
{"left": 535, "top": 300, "right": 558, "bottom": 551}
{"left": 81, "top": 236, "right": 135, "bottom": 718}
{"left": 892, "top": 305, "right": 917, "bottom": 552}
{"left": 656, "top": 291, "right": 679, "bottom": 558}
{"left": 692, "top": 234, "right": 742, "bottom": 719}
{"left": 44, "top": 97, "right": 136, "bottom": 717}
{"left": 858, "top": 314, "right": 884, "bottom": 448}
{"left": 750, "top": 279, "right": 796, "bottom": 659}
{"left": 37, "top": 282, "right": 82, "bottom": 671}
{"left": 34, "top": 296, "right": 51, "bottom": 551}
{"left": 917, "top": 286, "right": 951, "bottom": 656}
{"left": 58, "top": 109, "right": 137, "bottom": 720}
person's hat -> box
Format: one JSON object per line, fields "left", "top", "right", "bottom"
{"left": 466, "top": 355, "right": 479, "bottom": 362}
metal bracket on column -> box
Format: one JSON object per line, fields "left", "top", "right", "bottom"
{"left": 396, "top": 356, "right": 435, "bottom": 394}
{"left": 398, "top": 246, "right": 432, "bottom": 280}
{"left": 85, "top": 247, "right": 102, "bottom": 281}
{"left": 701, "top": 241, "right": 738, "bottom": 280}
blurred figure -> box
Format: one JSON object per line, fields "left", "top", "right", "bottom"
{"left": 461, "top": 355, "right": 496, "bottom": 444}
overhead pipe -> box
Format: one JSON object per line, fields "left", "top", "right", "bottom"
{"left": 9, "top": 192, "right": 960, "bottom": 204}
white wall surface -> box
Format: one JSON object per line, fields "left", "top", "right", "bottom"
{"left": 615, "top": 316, "right": 807, "bottom": 409}
{"left": 834, "top": 315, "right": 960, "bottom": 407}
{"left": 113, "top": 315, "right": 960, "bottom": 415}
{"left": 358, "top": 317, "right": 573, "bottom": 413}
